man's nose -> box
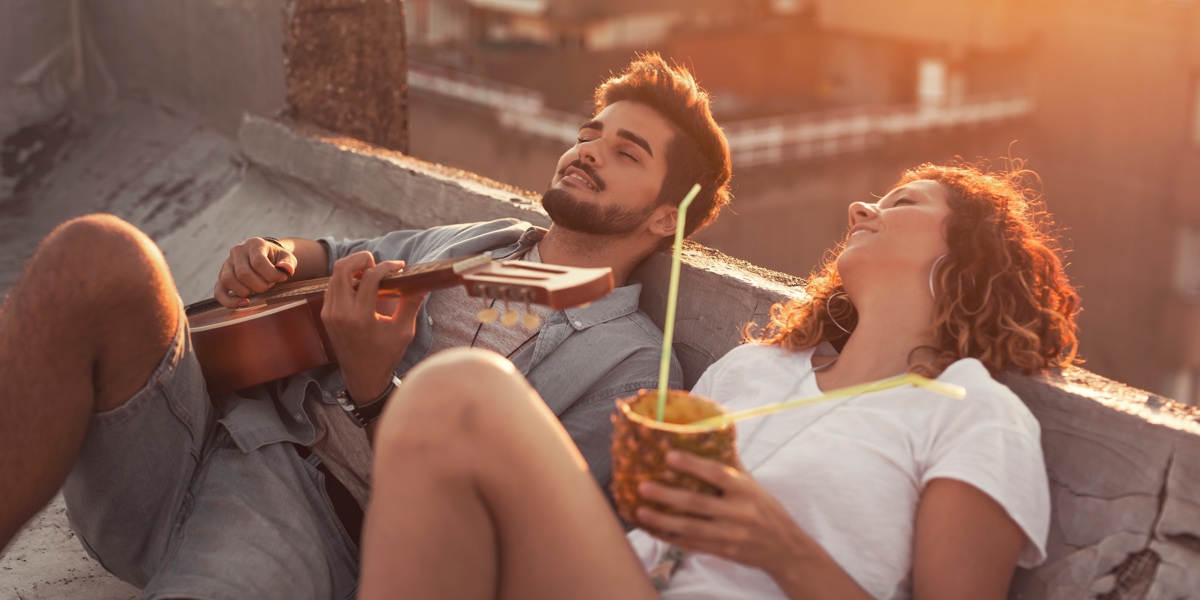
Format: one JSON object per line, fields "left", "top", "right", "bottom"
{"left": 578, "top": 139, "right": 600, "bottom": 164}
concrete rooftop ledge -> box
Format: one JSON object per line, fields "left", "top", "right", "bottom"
{"left": 3, "top": 106, "right": 1199, "bottom": 598}
{"left": 240, "top": 114, "right": 1200, "bottom": 598}
{"left": 239, "top": 113, "right": 1200, "bottom": 597}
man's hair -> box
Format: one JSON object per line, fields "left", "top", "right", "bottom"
{"left": 594, "top": 53, "right": 732, "bottom": 239}
{"left": 751, "top": 160, "right": 1081, "bottom": 377}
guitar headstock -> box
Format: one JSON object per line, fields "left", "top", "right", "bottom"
{"left": 461, "top": 261, "right": 614, "bottom": 327}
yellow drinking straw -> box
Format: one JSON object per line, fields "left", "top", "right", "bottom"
{"left": 656, "top": 183, "right": 702, "bottom": 422}
{"left": 688, "top": 373, "right": 967, "bottom": 429}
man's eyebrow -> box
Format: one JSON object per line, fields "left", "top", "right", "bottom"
{"left": 617, "top": 129, "right": 654, "bottom": 157}
{"left": 577, "top": 120, "right": 655, "bottom": 157}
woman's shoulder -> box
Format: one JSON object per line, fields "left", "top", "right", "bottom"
{"left": 937, "top": 358, "right": 1040, "bottom": 433}
{"left": 710, "top": 342, "right": 815, "bottom": 373}
{"left": 692, "top": 342, "right": 816, "bottom": 395}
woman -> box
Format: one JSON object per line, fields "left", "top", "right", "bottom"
{"left": 357, "top": 162, "right": 1080, "bottom": 599}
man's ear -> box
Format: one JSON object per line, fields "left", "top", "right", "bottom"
{"left": 646, "top": 204, "right": 679, "bottom": 239}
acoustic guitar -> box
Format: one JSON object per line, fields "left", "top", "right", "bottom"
{"left": 185, "top": 254, "right": 614, "bottom": 394}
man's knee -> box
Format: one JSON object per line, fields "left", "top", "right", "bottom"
{"left": 35, "top": 214, "right": 175, "bottom": 307}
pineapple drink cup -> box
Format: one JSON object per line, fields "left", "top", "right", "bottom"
{"left": 610, "top": 389, "right": 738, "bottom": 527}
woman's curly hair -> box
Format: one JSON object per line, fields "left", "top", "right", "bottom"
{"left": 752, "top": 161, "right": 1081, "bottom": 377}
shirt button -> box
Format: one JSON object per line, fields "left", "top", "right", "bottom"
{"left": 573, "top": 320, "right": 583, "bottom": 328}
{"left": 293, "top": 413, "right": 304, "bottom": 423}
{"left": 323, "top": 391, "right": 332, "bottom": 398}
{"left": 428, "top": 316, "right": 435, "bottom": 325}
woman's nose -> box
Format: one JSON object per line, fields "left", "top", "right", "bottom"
{"left": 848, "top": 201, "right": 877, "bottom": 225}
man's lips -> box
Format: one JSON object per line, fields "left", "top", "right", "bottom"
{"left": 563, "top": 166, "right": 598, "bottom": 191}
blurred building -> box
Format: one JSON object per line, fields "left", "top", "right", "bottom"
{"left": 400, "top": 0, "right": 1200, "bottom": 403}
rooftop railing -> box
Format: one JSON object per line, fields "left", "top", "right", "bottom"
{"left": 409, "top": 61, "right": 1034, "bottom": 167}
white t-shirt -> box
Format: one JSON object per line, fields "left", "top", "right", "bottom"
{"left": 626, "top": 343, "right": 1050, "bottom": 600}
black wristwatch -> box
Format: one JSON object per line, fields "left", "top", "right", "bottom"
{"left": 336, "top": 375, "right": 402, "bottom": 428}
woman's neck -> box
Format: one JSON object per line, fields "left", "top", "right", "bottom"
{"left": 814, "top": 284, "right": 937, "bottom": 390}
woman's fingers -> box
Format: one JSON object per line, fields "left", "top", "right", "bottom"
{"left": 636, "top": 506, "right": 736, "bottom": 545}
{"left": 638, "top": 481, "right": 727, "bottom": 519}
{"left": 664, "top": 451, "right": 744, "bottom": 492}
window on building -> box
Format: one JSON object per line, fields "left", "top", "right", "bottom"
{"left": 1173, "top": 223, "right": 1200, "bottom": 298}
{"left": 1170, "top": 368, "right": 1199, "bottom": 407}
{"left": 1192, "top": 76, "right": 1200, "bottom": 146}
{"left": 917, "top": 58, "right": 947, "bottom": 109}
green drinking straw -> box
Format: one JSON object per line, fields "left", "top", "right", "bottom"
{"left": 687, "top": 373, "right": 967, "bottom": 430}
{"left": 656, "top": 183, "right": 702, "bottom": 422}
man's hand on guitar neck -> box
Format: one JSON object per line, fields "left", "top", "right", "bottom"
{"left": 215, "top": 237, "right": 329, "bottom": 308}
{"left": 322, "top": 251, "right": 428, "bottom": 415}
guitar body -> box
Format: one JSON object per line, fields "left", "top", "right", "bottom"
{"left": 185, "top": 254, "right": 613, "bottom": 394}
{"left": 189, "top": 298, "right": 334, "bottom": 394}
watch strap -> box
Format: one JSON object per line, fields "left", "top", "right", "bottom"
{"left": 336, "top": 375, "right": 401, "bottom": 428}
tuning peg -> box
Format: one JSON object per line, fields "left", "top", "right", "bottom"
{"left": 521, "top": 292, "right": 541, "bottom": 328}
{"left": 522, "top": 313, "right": 542, "bottom": 328}
{"left": 478, "top": 307, "right": 500, "bottom": 323}
{"left": 501, "top": 311, "right": 520, "bottom": 327}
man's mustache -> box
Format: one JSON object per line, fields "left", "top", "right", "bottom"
{"left": 559, "top": 159, "right": 606, "bottom": 192}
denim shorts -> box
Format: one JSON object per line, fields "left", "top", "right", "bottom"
{"left": 61, "top": 307, "right": 360, "bottom": 600}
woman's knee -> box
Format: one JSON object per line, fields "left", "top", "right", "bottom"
{"left": 373, "top": 349, "right": 533, "bottom": 453}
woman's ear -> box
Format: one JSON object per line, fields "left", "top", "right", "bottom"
{"left": 647, "top": 205, "right": 679, "bottom": 239}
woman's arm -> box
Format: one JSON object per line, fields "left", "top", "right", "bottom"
{"left": 636, "top": 451, "right": 873, "bottom": 600}
{"left": 911, "top": 478, "right": 1024, "bottom": 600}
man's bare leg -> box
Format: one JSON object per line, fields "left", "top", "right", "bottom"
{"left": 0, "top": 214, "right": 180, "bottom": 547}
{"left": 359, "top": 348, "right": 659, "bottom": 600}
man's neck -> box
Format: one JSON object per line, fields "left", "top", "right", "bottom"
{"left": 538, "top": 225, "right": 651, "bottom": 288}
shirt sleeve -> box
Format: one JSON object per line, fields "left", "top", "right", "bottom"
{"left": 319, "top": 219, "right": 528, "bottom": 273}
{"left": 561, "top": 350, "right": 683, "bottom": 491}
{"left": 919, "top": 389, "right": 1051, "bottom": 567}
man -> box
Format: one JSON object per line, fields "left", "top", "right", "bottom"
{"left": 0, "top": 53, "right": 731, "bottom": 598}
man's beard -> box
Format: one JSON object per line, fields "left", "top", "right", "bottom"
{"left": 541, "top": 188, "right": 657, "bottom": 236}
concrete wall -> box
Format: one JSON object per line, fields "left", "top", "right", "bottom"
{"left": 0, "top": 0, "right": 71, "bottom": 135}
{"left": 83, "top": 0, "right": 288, "bottom": 136}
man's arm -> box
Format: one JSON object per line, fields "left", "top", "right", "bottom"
{"left": 274, "top": 237, "right": 329, "bottom": 280}
{"left": 214, "top": 237, "right": 329, "bottom": 308}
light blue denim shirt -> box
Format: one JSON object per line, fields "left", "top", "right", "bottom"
{"left": 215, "top": 219, "right": 683, "bottom": 488}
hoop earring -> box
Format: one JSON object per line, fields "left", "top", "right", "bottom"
{"left": 825, "top": 291, "right": 855, "bottom": 334}
{"left": 929, "top": 254, "right": 948, "bottom": 300}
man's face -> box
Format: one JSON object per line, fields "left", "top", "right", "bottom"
{"left": 542, "top": 100, "right": 674, "bottom": 236}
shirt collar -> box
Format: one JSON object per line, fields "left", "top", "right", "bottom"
{"left": 494, "top": 226, "right": 546, "bottom": 259}
{"left": 563, "top": 283, "right": 642, "bottom": 329}
{"left": 506, "top": 225, "right": 640, "bottom": 329}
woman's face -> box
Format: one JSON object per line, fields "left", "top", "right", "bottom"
{"left": 838, "top": 179, "right": 952, "bottom": 286}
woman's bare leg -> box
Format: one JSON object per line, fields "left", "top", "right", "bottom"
{"left": 0, "top": 214, "right": 180, "bottom": 547}
{"left": 359, "top": 348, "right": 658, "bottom": 600}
